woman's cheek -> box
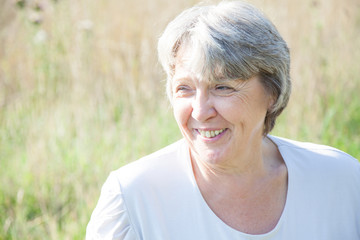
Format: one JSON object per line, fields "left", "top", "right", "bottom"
{"left": 173, "top": 99, "right": 192, "bottom": 126}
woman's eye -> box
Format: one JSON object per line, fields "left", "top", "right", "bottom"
{"left": 215, "top": 85, "right": 234, "bottom": 91}
{"left": 174, "top": 85, "right": 192, "bottom": 97}
{"left": 175, "top": 85, "right": 190, "bottom": 92}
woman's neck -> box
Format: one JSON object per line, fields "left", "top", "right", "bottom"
{"left": 191, "top": 136, "right": 284, "bottom": 196}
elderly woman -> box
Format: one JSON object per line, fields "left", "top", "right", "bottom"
{"left": 86, "top": 1, "right": 360, "bottom": 239}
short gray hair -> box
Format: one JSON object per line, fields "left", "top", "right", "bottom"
{"left": 158, "top": 1, "right": 291, "bottom": 134}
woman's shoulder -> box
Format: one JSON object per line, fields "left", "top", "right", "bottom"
{"left": 269, "top": 135, "right": 359, "bottom": 179}
{"left": 108, "top": 138, "right": 189, "bottom": 191}
{"left": 87, "top": 139, "right": 191, "bottom": 239}
{"left": 269, "top": 135, "right": 358, "bottom": 161}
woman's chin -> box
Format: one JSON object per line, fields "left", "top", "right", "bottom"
{"left": 190, "top": 146, "right": 228, "bottom": 165}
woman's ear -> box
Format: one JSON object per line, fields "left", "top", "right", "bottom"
{"left": 267, "top": 95, "right": 276, "bottom": 112}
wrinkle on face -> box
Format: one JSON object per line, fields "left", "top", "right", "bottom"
{"left": 172, "top": 46, "right": 274, "bottom": 176}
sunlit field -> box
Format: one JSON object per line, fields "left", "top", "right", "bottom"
{"left": 0, "top": 0, "right": 359, "bottom": 238}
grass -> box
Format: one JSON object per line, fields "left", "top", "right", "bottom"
{"left": 0, "top": 0, "right": 359, "bottom": 239}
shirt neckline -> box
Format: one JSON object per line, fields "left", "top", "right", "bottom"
{"left": 182, "top": 135, "right": 292, "bottom": 238}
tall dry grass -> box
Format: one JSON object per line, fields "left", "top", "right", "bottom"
{"left": 0, "top": 0, "right": 359, "bottom": 238}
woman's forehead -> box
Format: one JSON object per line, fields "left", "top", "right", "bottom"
{"left": 173, "top": 64, "right": 205, "bottom": 83}
{"left": 173, "top": 45, "right": 207, "bottom": 80}
{"left": 172, "top": 64, "right": 247, "bottom": 85}
{"left": 174, "top": 44, "right": 197, "bottom": 68}
{"left": 174, "top": 48, "right": 221, "bottom": 81}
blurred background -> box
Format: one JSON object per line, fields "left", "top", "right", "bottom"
{"left": 0, "top": 0, "right": 359, "bottom": 238}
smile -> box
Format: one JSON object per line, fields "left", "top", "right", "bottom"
{"left": 197, "top": 128, "right": 226, "bottom": 138}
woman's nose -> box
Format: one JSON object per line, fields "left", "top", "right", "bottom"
{"left": 191, "top": 91, "right": 217, "bottom": 122}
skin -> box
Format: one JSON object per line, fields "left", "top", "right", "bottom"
{"left": 171, "top": 47, "right": 288, "bottom": 234}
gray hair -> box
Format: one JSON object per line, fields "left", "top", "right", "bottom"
{"left": 158, "top": 1, "right": 291, "bottom": 134}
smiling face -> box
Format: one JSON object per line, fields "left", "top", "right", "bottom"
{"left": 172, "top": 48, "right": 274, "bottom": 168}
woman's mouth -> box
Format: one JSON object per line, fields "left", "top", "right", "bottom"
{"left": 197, "top": 128, "right": 227, "bottom": 138}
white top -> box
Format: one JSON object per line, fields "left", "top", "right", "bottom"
{"left": 86, "top": 136, "right": 360, "bottom": 240}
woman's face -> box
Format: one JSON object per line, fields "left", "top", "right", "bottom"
{"left": 172, "top": 49, "right": 273, "bottom": 166}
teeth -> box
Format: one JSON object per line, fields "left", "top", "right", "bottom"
{"left": 198, "top": 129, "right": 225, "bottom": 138}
